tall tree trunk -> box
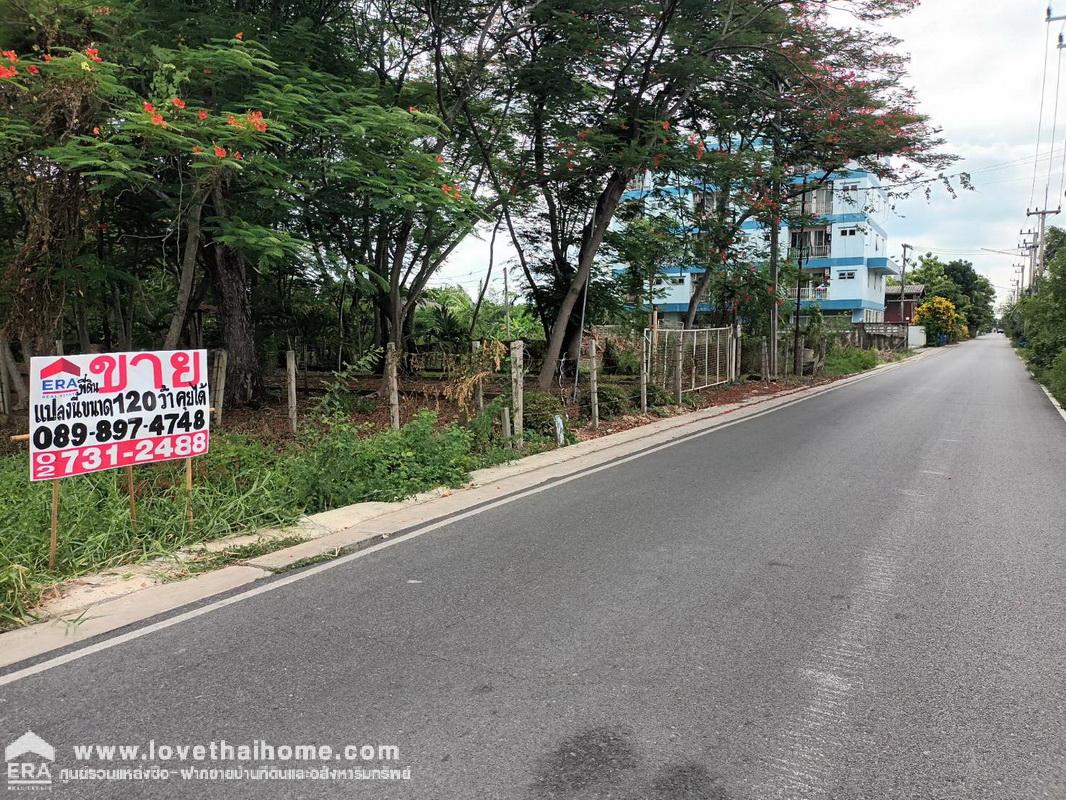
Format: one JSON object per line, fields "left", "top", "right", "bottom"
{"left": 537, "top": 171, "right": 629, "bottom": 389}
{"left": 2, "top": 342, "right": 28, "bottom": 409}
{"left": 75, "top": 298, "right": 91, "bottom": 352}
{"left": 164, "top": 192, "right": 206, "bottom": 350}
{"left": 209, "top": 186, "right": 261, "bottom": 404}
{"left": 210, "top": 245, "right": 260, "bottom": 405}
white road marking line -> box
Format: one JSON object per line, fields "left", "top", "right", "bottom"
{"left": 0, "top": 361, "right": 914, "bottom": 688}
{"left": 1038, "top": 383, "right": 1066, "bottom": 424}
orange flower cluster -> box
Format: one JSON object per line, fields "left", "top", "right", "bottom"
{"left": 84, "top": 47, "right": 102, "bottom": 63}
{"left": 227, "top": 110, "right": 268, "bottom": 133}
{"left": 441, "top": 182, "right": 461, "bottom": 199}
{"left": 0, "top": 50, "right": 16, "bottom": 78}
{"left": 172, "top": 97, "right": 186, "bottom": 109}
{"left": 246, "top": 110, "right": 267, "bottom": 132}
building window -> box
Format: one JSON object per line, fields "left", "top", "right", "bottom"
{"left": 838, "top": 227, "right": 858, "bottom": 237}
{"left": 837, "top": 270, "right": 856, "bottom": 280}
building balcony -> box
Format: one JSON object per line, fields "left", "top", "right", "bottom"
{"left": 787, "top": 244, "right": 831, "bottom": 260}
{"left": 784, "top": 286, "right": 830, "bottom": 302}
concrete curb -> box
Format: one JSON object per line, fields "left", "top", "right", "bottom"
{"left": 0, "top": 349, "right": 935, "bottom": 670}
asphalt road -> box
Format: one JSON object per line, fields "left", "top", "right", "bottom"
{"left": 3, "top": 335, "right": 1065, "bottom": 799}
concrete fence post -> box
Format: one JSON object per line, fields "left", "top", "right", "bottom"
{"left": 510, "top": 340, "right": 523, "bottom": 447}
{"left": 386, "top": 342, "right": 400, "bottom": 430}
{"left": 674, "top": 333, "right": 684, "bottom": 404}
{"left": 286, "top": 350, "right": 298, "bottom": 434}
{"left": 472, "top": 341, "right": 484, "bottom": 410}
{"left": 212, "top": 350, "right": 227, "bottom": 427}
{"left": 589, "top": 338, "right": 599, "bottom": 430}
{"left": 640, "top": 335, "right": 648, "bottom": 414}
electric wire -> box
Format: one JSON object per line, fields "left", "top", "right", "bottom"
{"left": 1047, "top": 25, "right": 1066, "bottom": 207}
{"left": 1031, "top": 22, "right": 1053, "bottom": 207}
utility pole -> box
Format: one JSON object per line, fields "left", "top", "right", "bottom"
{"left": 768, "top": 179, "right": 781, "bottom": 379}
{"left": 502, "top": 263, "right": 512, "bottom": 339}
{"left": 792, "top": 181, "right": 809, "bottom": 376}
{"left": 1020, "top": 230, "right": 1038, "bottom": 293}
{"left": 899, "top": 243, "right": 912, "bottom": 323}
{"left": 1026, "top": 207, "right": 1059, "bottom": 287}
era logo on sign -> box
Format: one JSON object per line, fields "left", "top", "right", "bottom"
{"left": 39, "top": 358, "right": 81, "bottom": 396}
{"left": 5, "top": 731, "right": 54, "bottom": 791}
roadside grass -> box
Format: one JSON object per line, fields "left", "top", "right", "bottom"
{"left": 0, "top": 410, "right": 498, "bottom": 627}
{"left": 823, "top": 345, "right": 881, "bottom": 376}
{"left": 171, "top": 535, "right": 309, "bottom": 579}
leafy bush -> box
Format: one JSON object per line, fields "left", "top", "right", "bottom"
{"left": 632, "top": 382, "right": 674, "bottom": 408}
{"left": 823, "top": 346, "right": 879, "bottom": 376}
{"left": 585, "top": 383, "right": 632, "bottom": 419}
{"left": 285, "top": 412, "right": 474, "bottom": 512}
{"left": 1048, "top": 350, "right": 1066, "bottom": 406}
{"left": 522, "top": 390, "right": 566, "bottom": 436}
{"left": 603, "top": 339, "right": 640, "bottom": 375}
{"left": 315, "top": 350, "right": 382, "bottom": 417}
{"left": 913, "top": 296, "right": 961, "bottom": 345}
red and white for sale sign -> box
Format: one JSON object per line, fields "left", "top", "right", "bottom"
{"left": 28, "top": 350, "right": 210, "bottom": 481}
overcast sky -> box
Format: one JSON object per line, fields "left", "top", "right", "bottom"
{"left": 437, "top": 1, "right": 1056, "bottom": 309}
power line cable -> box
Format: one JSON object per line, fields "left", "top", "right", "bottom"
{"left": 1046, "top": 27, "right": 1066, "bottom": 206}
{"left": 1032, "top": 22, "right": 1053, "bottom": 207}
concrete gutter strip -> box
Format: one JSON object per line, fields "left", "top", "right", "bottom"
{"left": 0, "top": 350, "right": 934, "bottom": 669}
{"left": 1038, "top": 383, "right": 1066, "bottom": 423}
{"left": 0, "top": 567, "right": 270, "bottom": 669}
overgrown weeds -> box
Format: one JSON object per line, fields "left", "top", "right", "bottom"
{"left": 0, "top": 410, "right": 489, "bottom": 626}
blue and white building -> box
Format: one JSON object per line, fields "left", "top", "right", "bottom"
{"left": 618, "top": 168, "right": 899, "bottom": 325}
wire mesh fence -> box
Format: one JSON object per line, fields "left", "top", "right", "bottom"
{"left": 644, "top": 327, "right": 734, "bottom": 397}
